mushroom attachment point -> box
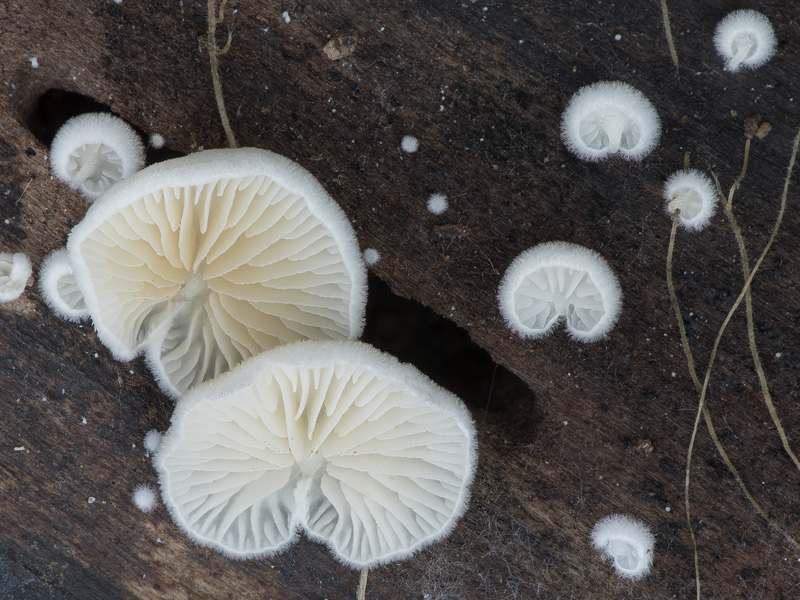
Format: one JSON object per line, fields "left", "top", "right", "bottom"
{"left": 50, "top": 112, "right": 145, "bottom": 200}
{"left": 591, "top": 514, "right": 654, "bottom": 580}
{"left": 0, "top": 252, "right": 32, "bottom": 303}
{"left": 663, "top": 169, "right": 717, "bottom": 231}
{"left": 39, "top": 248, "right": 88, "bottom": 321}
{"left": 156, "top": 340, "right": 477, "bottom": 568}
{"left": 67, "top": 148, "right": 368, "bottom": 398}
{"left": 714, "top": 10, "right": 776, "bottom": 73}
{"left": 498, "top": 241, "right": 622, "bottom": 342}
{"left": 561, "top": 81, "right": 660, "bottom": 162}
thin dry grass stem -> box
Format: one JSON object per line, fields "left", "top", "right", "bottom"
{"left": 666, "top": 212, "right": 701, "bottom": 600}
{"left": 726, "top": 137, "right": 751, "bottom": 211}
{"left": 670, "top": 129, "right": 800, "bottom": 600}
{"left": 207, "top": 0, "right": 237, "bottom": 148}
{"left": 723, "top": 152, "right": 800, "bottom": 474}
{"left": 660, "top": 0, "right": 679, "bottom": 73}
{"left": 357, "top": 568, "right": 368, "bottom": 600}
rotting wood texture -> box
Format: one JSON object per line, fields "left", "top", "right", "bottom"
{"left": 1, "top": 1, "right": 800, "bottom": 598}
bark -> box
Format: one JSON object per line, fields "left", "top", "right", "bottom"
{"left": 1, "top": 0, "right": 800, "bottom": 598}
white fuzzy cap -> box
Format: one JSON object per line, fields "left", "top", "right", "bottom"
{"left": 38, "top": 248, "right": 89, "bottom": 321}
{"left": 155, "top": 340, "right": 477, "bottom": 568}
{"left": 591, "top": 514, "right": 655, "bottom": 580}
{"left": 498, "top": 241, "right": 622, "bottom": 342}
{"left": 714, "top": 10, "right": 776, "bottom": 73}
{"left": 50, "top": 112, "right": 145, "bottom": 200}
{"left": 663, "top": 169, "right": 718, "bottom": 231}
{"left": 0, "top": 252, "right": 32, "bottom": 303}
{"left": 561, "top": 81, "right": 660, "bottom": 162}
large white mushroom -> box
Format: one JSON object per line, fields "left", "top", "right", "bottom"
{"left": 155, "top": 340, "right": 477, "bottom": 567}
{"left": 67, "top": 148, "right": 368, "bottom": 397}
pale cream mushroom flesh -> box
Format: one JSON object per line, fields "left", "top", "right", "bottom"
{"left": 155, "top": 340, "right": 477, "bottom": 567}
{"left": 67, "top": 148, "right": 367, "bottom": 397}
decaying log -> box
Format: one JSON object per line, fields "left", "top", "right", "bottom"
{"left": 2, "top": 1, "right": 800, "bottom": 598}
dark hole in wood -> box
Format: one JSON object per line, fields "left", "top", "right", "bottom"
{"left": 24, "top": 88, "right": 182, "bottom": 164}
{"left": 362, "top": 273, "right": 538, "bottom": 425}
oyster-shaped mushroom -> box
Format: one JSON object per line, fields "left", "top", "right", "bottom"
{"left": 67, "top": 148, "right": 367, "bottom": 397}
{"left": 498, "top": 241, "right": 622, "bottom": 342}
{"left": 561, "top": 81, "right": 660, "bottom": 162}
{"left": 156, "top": 340, "right": 477, "bottom": 567}
{"left": 50, "top": 112, "right": 145, "bottom": 200}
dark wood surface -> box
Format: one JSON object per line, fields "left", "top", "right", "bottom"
{"left": 2, "top": 1, "right": 800, "bottom": 598}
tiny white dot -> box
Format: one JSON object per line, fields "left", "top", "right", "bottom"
{"left": 400, "top": 135, "right": 419, "bottom": 153}
{"left": 29, "top": 57, "right": 39, "bottom": 69}
{"left": 149, "top": 133, "right": 164, "bottom": 149}
{"left": 281, "top": 11, "right": 290, "bottom": 24}
{"left": 614, "top": 33, "right": 622, "bottom": 41}
{"left": 362, "top": 248, "right": 380, "bottom": 266}
{"left": 426, "top": 193, "right": 448, "bottom": 215}
{"left": 133, "top": 485, "right": 158, "bottom": 513}
{"left": 88, "top": 497, "right": 96, "bottom": 504}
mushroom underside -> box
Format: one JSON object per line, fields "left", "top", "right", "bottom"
{"left": 513, "top": 265, "right": 606, "bottom": 335}
{"left": 158, "top": 351, "right": 474, "bottom": 566}
{"left": 77, "top": 174, "right": 357, "bottom": 395}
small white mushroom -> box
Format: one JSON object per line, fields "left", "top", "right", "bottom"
{"left": 0, "top": 252, "right": 32, "bottom": 303}
{"left": 663, "top": 169, "right": 717, "bottom": 231}
{"left": 67, "top": 148, "right": 368, "bottom": 398}
{"left": 39, "top": 248, "right": 88, "bottom": 321}
{"left": 591, "top": 514, "right": 655, "bottom": 580}
{"left": 50, "top": 112, "right": 145, "bottom": 200}
{"left": 561, "top": 81, "right": 660, "bottom": 162}
{"left": 156, "top": 340, "right": 477, "bottom": 567}
{"left": 498, "top": 241, "right": 622, "bottom": 342}
{"left": 714, "top": 10, "right": 776, "bottom": 73}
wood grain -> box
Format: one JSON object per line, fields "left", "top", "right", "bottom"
{"left": 2, "top": 0, "right": 800, "bottom": 598}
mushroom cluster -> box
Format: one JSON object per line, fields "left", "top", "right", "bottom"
{"left": 42, "top": 132, "right": 477, "bottom": 572}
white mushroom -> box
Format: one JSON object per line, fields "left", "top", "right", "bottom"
{"left": 39, "top": 248, "right": 88, "bottom": 321}
{"left": 561, "top": 81, "right": 661, "bottom": 162}
{"left": 591, "top": 514, "right": 655, "bottom": 580}
{"left": 50, "top": 112, "right": 145, "bottom": 200}
{"left": 498, "top": 241, "right": 622, "bottom": 342}
{"left": 67, "top": 148, "right": 368, "bottom": 397}
{"left": 0, "top": 252, "right": 32, "bottom": 303}
{"left": 663, "top": 169, "right": 718, "bottom": 231}
{"left": 714, "top": 10, "right": 776, "bottom": 73}
{"left": 156, "top": 340, "right": 477, "bottom": 567}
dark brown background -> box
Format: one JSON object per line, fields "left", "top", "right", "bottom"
{"left": 2, "top": 1, "right": 800, "bottom": 598}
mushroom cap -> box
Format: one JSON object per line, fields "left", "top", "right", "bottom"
{"left": 67, "top": 148, "right": 368, "bottom": 397}
{"left": 155, "top": 340, "right": 477, "bottom": 568}
{"left": 50, "top": 112, "right": 145, "bottom": 200}
{"left": 0, "top": 251, "right": 32, "bottom": 303}
{"left": 591, "top": 514, "right": 654, "bottom": 580}
{"left": 663, "top": 169, "right": 718, "bottom": 231}
{"left": 714, "top": 9, "right": 776, "bottom": 72}
{"left": 561, "top": 81, "right": 660, "bottom": 162}
{"left": 498, "top": 241, "right": 622, "bottom": 342}
{"left": 39, "top": 248, "right": 89, "bottom": 321}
